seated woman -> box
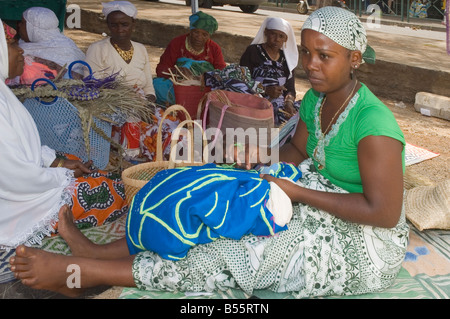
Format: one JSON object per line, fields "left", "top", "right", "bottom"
{"left": 11, "top": 6, "right": 85, "bottom": 85}
{"left": 85, "top": 1, "right": 177, "bottom": 162}
{"left": 0, "top": 21, "right": 127, "bottom": 251}
{"left": 9, "top": 8, "right": 409, "bottom": 299}
{"left": 153, "top": 11, "right": 226, "bottom": 105}
{"left": 240, "top": 17, "right": 299, "bottom": 126}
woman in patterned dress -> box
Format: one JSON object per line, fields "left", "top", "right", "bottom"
{"left": 85, "top": 1, "right": 179, "bottom": 162}
{"left": 240, "top": 17, "right": 299, "bottom": 126}
{"left": 10, "top": 7, "right": 409, "bottom": 299}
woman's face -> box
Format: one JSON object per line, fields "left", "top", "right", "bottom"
{"left": 188, "top": 28, "right": 210, "bottom": 50}
{"left": 264, "top": 29, "right": 287, "bottom": 51}
{"left": 300, "top": 29, "right": 356, "bottom": 94}
{"left": 8, "top": 40, "right": 25, "bottom": 78}
{"left": 107, "top": 11, "right": 135, "bottom": 42}
{"left": 17, "top": 17, "right": 30, "bottom": 42}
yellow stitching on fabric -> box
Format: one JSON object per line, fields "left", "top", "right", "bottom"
{"left": 204, "top": 192, "right": 219, "bottom": 217}
{"left": 240, "top": 178, "right": 263, "bottom": 197}
{"left": 250, "top": 189, "right": 269, "bottom": 208}
{"left": 213, "top": 200, "right": 229, "bottom": 230}
{"left": 174, "top": 175, "right": 235, "bottom": 238}
{"left": 168, "top": 255, "right": 185, "bottom": 260}
{"left": 141, "top": 213, "right": 196, "bottom": 247}
{"left": 140, "top": 167, "right": 190, "bottom": 212}
{"left": 206, "top": 227, "right": 218, "bottom": 241}
{"left": 260, "top": 206, "right": 275, "bottom": 236}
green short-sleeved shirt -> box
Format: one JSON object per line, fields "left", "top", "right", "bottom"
{"left": 300, "top": 84, "right": 405, "bottom": 193}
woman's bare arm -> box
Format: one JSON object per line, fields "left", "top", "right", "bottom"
{"left": 263, "top": 135, "right": 404, "bottom": 228}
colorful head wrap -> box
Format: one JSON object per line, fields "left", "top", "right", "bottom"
{"left": 102, "top": 1, "right": 138, "bottom": 19}
{"left": 3, "top": 22, "right": 16, "bottom": 44}
{"left": 189, "top": 11, "right": 218, "bottom": 35}
{"left": 301, "top": 7, "right": 375, "bottom": 64}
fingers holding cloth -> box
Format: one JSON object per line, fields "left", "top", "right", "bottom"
{"left": 52, "top": 158, "right": 96, "bottom": 178}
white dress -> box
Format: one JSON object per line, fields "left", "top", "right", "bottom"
{"left": 85, "top": 37, "right": 155, "bottom": 97}
{"left": 0, "top": 21, "right": 75, "bottom": 250}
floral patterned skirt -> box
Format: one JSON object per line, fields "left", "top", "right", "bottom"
{"left": 130, "top": 159, "right": 410, "bottom": 298}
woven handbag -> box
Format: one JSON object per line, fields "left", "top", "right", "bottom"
{"left": 197, "top": 90, "right": 274, "bottom": 147}
{"left": 122, "top": 105, "right": 209, "bottom": 204}
{"left": 22, "top": 75, "right": 112, "bottom": 169}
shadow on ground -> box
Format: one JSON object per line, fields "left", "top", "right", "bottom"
{"left": 0, "top": 278, "right": 111, "bottom": 299}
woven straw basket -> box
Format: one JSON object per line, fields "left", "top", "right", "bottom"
{"left": 405, "top": 179, "right": 450, "bottom": 231}
{"left": 122, "top": 105, "right": 208, "bottom": 204}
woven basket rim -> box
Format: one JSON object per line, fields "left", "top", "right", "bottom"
{"left": 122, "top": 105, "right": 209, "bottom": 195}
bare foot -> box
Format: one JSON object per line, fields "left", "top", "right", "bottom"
{"left": 57, "top": 205, "right": 99, "bottom": 258}
{"left": 58, "top": 205, "right": 130, "bottom": 260}
{"left": 10, "top": 245, "right": 84, "bottom": 297}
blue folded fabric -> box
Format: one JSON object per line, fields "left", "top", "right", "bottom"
{"left": 126, "top": 163, "right": 301, "bottom": 260}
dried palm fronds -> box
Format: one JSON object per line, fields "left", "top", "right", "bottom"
{"left": 12, "top": 73, "right": 156, "bottom": 171}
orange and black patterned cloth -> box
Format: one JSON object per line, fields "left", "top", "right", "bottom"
{"left": 59, "top": 153, "right": 128, "bottom": 230}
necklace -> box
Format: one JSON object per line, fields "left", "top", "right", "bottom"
{"left": 314, "top": 80, "right": 359, "bottom": 170}
{"left": 113, "top": 42, "right": 134, "bottom": 62}
{"left": 185, "top": 38, "right": 204, "bottom": 55}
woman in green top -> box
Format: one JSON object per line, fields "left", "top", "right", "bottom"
{"left": 10, "top": 7, "right": 409, "bottom": 298}
{"left": 259, "top": 7, "right": 406, "bottom": 228}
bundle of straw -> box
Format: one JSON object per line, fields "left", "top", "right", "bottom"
{"left": 12, "top": 73, "right": 156, "bottom": 170}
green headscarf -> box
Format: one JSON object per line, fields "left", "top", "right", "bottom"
{"left": 189, "top": 11, "right": 218, "bottom": 35}
{"left": 302, "top": 7, "right": 376, "bottom": 64}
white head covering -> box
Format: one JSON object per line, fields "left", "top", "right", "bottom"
{"left": 102, "top": 1, "right": 138, "bottom": 19}
{"left": 0, "top": 22, "right": 8, "bottom": 80}
{"left": 19, "top": 7, "right": 85, "bottom": 70}
{"left": 251, "top": 17, "right": 299, "bottom": 74}
{"left": 0, "top": 19, "right": 75, "bottom": 250}
{"left": 301, "top": 7, "right": 375, "bottom": 64}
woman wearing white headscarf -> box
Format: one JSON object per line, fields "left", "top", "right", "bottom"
{"left": 85, "top": 1, "right": 155, "bottom": 100}
{"left": 0, "top": 20, "right": 75, "bottom": 249}
{"left": 86, "top": 1, "right": 179, "bottom": 163}
{"left": 240, "top": 17, "right": 299, "bottom": 126}
{"left": 15, "top": 6, "right": 85, "bottom": 84}
{"left": 0, "top": 20, "right": 128, "bottom": 250}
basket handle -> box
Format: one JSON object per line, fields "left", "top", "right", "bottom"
{"left": 68, "top": 60, "right": 93, "bottom": 79}
{"left": 200, "top": 90, "right": 231, "bottom": 149}
{"left": 168, "top": 119, "right": 209, "bottom": 169}
{"left": 31, "top": 78, "right": 58, "bottom": 105}
{"left": 156, "top": 104, "right": 192, "bottom": 162}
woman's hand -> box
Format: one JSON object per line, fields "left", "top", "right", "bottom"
{"left": 283, "top": 94, "right": 296, "bottom": 117}
{"left": 225, "top": 143, "right": 265, "bottom": 170}
{"left": 265, "top": 85, "right": 286, "bottom": 99}
{"left": 52, "top": 158, "right": 95, "bottom": 178}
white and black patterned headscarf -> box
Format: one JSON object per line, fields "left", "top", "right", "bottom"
{"left": 302, "top": 6, "right": 375, "bottom": 64}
